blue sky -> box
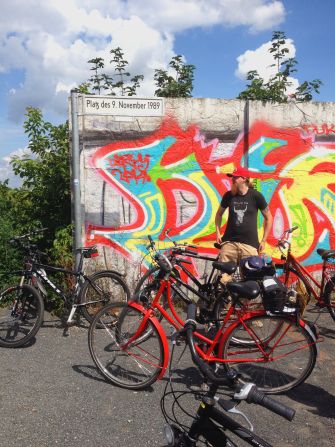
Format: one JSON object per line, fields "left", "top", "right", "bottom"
{"left": 0, "top": 0, "right": 334, "bottom": 185}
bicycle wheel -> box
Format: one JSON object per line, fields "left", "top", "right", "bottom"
{"left": 0, "top": 284, "right": 44, "bottom": 348}
{"left": 135, "top": 266, "right": 185, "bottom": 316}
{"left": 324, "top": 275, "right": 335, "bottom": 321}
{"left": 220, "top": 315, "right": 317, "bottom": 394}
{"left": 88, "top": 302, "right": 164, "bottom": 389}
{"left": 213, "top": 296, "right": 270, "bottom": 347}
{"left": 80, "top": 271, "right": 130, "bottom": 323}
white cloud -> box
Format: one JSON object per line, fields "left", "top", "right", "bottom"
{"left": 0, "top": 0, "right": 285, "bottom": 123}
{"left": 0, "top": 148, "right": 30, "bottom": 187}
{"left": 236, "top": 38, "right": 299, "bottom": 94}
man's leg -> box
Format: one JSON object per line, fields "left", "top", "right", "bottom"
{"left": 219, "top": 242, "right": 240, "bottom": 283}
{"left": 238, "top": 242, "right": 258, "bottom": 258}
{"left": 237, "top": 243, "right": 263, "bottom": 326}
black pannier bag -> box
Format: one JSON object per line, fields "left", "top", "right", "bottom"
{"left": 261, "top": 276, "right": 287, "bottom": 312}
{"left": 240, "top": 255, "right": 276, "bottom": 280}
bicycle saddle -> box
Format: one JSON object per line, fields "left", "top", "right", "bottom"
{"left": 212, "top": 261, "right": 237, "bottom": 274}
{"left": 226, "top": 281, "right": 260, "bottom": 299}
{"left": 316, "top": 248, "right": 335, "bottom": 260}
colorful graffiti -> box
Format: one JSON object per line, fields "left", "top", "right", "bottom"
{"left": 86, "top": 118, "right": 335, "bottom": 269}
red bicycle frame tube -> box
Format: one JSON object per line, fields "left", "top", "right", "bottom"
{"left": 280, "top": 246, "right": 333, "bottom": 306}
{"left": 124, "top": 300, "right": 170, "bottom": 380}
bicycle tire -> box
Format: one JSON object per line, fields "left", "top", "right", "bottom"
{"left": 88, "top": 302, "right": 164, "bottom": 389}
{"left": 324, "top": 275, "right": 335, "bottom": 321}
{"left": 219, "top": 314, "right": 317, "bottom": 394}
{"left": 0, "top": 284, "right": 44, "bottom": 348}
{"left": 80, "top": 271, "right": 130, "bottom": 323}
{"left": 213, "top": 297, "right": 273, "bottom": 347}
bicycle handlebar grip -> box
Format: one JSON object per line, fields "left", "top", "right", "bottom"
{"left": 247, "top": 386, "right": 295, "bottom": 421}
{"left": 186, "top": 303, "right": 197, "bottom": 321}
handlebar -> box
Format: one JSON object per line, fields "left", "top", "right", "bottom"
{"left": 170, "top": 246, "right": 198, "bottom": 256}
{"left": 245, "top": 385, "right": 295, "bottom": 421}
{"left": 277, "top": 226, "right": 299, "bottom": 251}
{"left": 10, "top": 228, "right": 48, "bottom": 244}
{"left": 184, "top": 304, "right": 295, "bottom": 422}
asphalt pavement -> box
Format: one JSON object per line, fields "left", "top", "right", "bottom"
{"left": 0, "top": 307, "right": 334, "bottom": 447}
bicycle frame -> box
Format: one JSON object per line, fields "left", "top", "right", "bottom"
{"left": 277, "top": 248, "right": 332, "bottom": 306}
{"left": 123, "top": 277, "right": 314, "bottom": 381}
{"left": 187, "top": 396, "right": 273, "bottom": 447}
{"left": 13, "top": 261, "right": 117, "bottom": 324}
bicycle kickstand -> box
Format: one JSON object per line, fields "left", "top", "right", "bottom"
{"left": 62, "top": 304, "right": 79, "bottom": 337}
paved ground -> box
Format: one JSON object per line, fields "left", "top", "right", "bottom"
{"left": 0, "top": 307, "right": 334, "bottom": 447}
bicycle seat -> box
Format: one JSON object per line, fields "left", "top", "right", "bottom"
{"left": 226, "top": 281, "right": 260, "bottom": 299}
{"left": 76, "top": 246, "right": 99, "bottom": 258}
{"left": 316, "top": 248, "right": 335, "bottom": 260}
{"left": 212, "top": 261, "right": 237, "bottom": 274}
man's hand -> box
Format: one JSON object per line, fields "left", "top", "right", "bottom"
{"left": 258, "top": 240, "right": 266, "bottom": 254}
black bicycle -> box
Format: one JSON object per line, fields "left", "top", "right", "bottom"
{"left": 161, "top": 303, "right": 295, "bottom": 446}
{"left": 134, "top": 233, "right": 230, "bottom": 325}
{"left": 0, "top": 228, "right": 130, "bottom": 348}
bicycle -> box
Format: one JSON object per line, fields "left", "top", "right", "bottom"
{"left": 274, "top": 225, "right": 335, "bottom": 321}
{"left": 0, "top": 228, "right": 130, "bottom": 348}
{"left": 88, "top": 236, "right": 318, "bottom": 394}
{"left": 134, "top": 236, "right": 227, "bottom": 325}
{"left": 161, "top": 302, "right": 295, "bottom": 446}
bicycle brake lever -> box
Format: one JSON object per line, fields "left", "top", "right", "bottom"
{"left": 216, "top": 397, "right": 254, "bottom": 431}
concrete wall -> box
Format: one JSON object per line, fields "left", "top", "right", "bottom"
{"left": 72, "top": 97, "right": 335, "bottom": 288}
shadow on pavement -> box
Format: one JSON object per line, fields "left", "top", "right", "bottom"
{"left": 287, "top": 381, "right": 335, "bottom": 418}
{"left": 72, "top": 363, "right": 156, "bottom": 393}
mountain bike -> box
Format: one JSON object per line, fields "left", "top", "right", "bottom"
{"left": 88, "top": 236, "right": 318, "bottom": 394}
{"left": 161, "top": 302, "right": 295, "bottom": 446}
{"left": 275, "top": 226, "right": 335, "bottom": 321}
{"left": 0, "top": 229, "right": 130, "bottom": 348}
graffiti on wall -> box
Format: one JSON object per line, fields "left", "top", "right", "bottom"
{"left": 86, "top": 118, "right": 335, "bottom": 269}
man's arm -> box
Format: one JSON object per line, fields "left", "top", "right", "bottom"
{"left": 259, "top": 206, "right": 273, "bottom": 253}
{"left": 215, "top": 206, "right": 226, "bottom": 244}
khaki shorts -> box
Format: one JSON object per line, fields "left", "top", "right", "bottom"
{"left": 219, "top": 241, "right": 258, "bottom": 283}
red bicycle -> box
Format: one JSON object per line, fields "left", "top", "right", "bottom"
{"left": 88, "top": 236, "right": 318, "bottom": 394}
{"left": 275, "top": 226, "right": 335, "bottom": 321}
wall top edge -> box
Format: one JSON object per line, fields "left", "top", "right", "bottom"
{"left": 68, "top": 94, "right": 335, "bottom": 106}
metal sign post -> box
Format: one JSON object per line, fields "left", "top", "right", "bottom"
{"left": 70, "top": 91, "right": 82, "bottom": 269}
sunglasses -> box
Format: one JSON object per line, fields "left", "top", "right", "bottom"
{"left": 232, "top": 175, "right": 245, "bottom": 180}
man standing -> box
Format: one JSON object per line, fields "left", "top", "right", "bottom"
{"left": 215, "top": 167, "right": 273, "bottom": 275}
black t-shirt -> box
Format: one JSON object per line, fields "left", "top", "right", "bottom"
{"left": 220, "top": 188, "right": 268, "bottom": 249}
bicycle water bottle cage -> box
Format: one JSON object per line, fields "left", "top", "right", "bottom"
{"left": 226, "top": 281, "right": 260, "bottom": 300}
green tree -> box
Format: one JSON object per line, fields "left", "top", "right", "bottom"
{"left": 237, "top": 31, "right": 322, "bottom": 103}
{"left": 75, "top": 47, "right": 144, "bottom": 96}
{"left": 11, "top": 107, "right": 71, "bottom": 250}
{"left": 0, "top": 181, "right": 22, "bottom": 287}
{"left": 154, "top": 55, "right": 195, "bottom": 97}
{"left": 88, "top": 57, "right": 105, "bottom": 94}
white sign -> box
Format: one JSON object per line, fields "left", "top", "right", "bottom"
{"left": 83, "top": 96, "right": 164, "bottom": 117}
